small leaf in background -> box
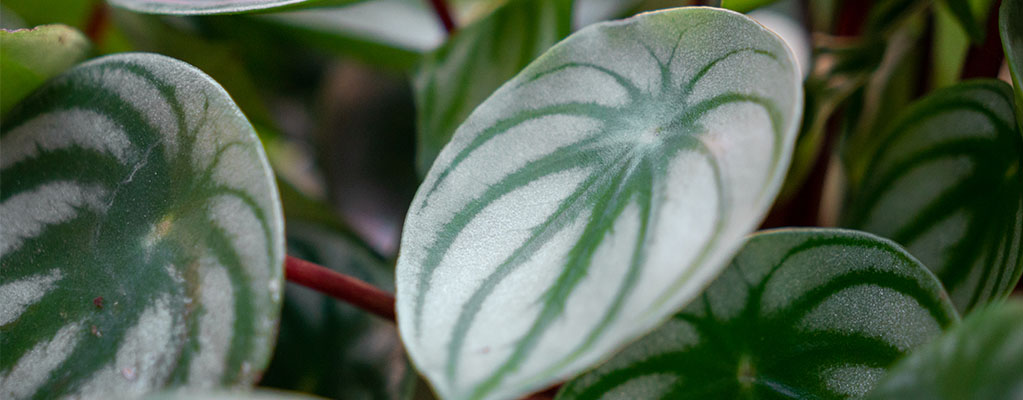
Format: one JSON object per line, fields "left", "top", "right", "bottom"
{"left": 0, "top": 53, "right": 284, "bottom": 398}
{"left": 558, "top": 228, "right": 959, "bottom": 400}
{"left": 866, "top": 300, "right": 1023, "bottom": 399}
{"left": 414, "top": 0, "right": 573, "bottom": 175}
{"left": 1002, "top": 0, "right": 1023, "bottom": 132}
{"left": 106, "top": 0, "right": 363, "bottom": 16}
{"left": 397, "top": 7, "right": 802, "bottom": 400}
{"left": 721, "top": 0, "right": 781, "bottom": 14}
{"left": 260, "top": 221, "right": 410, "bottom": 400}
{"left": 842, "top": 80, "right": 1023, "bottom": 314}
{"left": 0, "top": 24, "right": 90, "bottom": 115}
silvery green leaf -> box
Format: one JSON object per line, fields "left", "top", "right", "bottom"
{"left": 842, "top": 80, "right": 1023, "bottom": 313}
{"left": 0, "top": 53, "right": 285, "bottom": 398}
{"left": 559, "top": 228, "right": 959, "bottom": 400}
{"left": 107, "top": 0, "right": 362, "bottom": 15}
{"left": 414, "top": 0, "right": 573, "bottom": 174}
{"left": 867, "top": 300, "right": 1023, "bottom": 399}
{"left": 397, "top": 7, "right": 802, "bottom": 400}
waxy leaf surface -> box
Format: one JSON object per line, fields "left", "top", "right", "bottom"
{"left": 559, "top": 229, "right": 959, "bottom": 400}
{"left": 415, "top": 0, "right": 573, "bottom": 175}
{"left": 106, "top": 0, "right": 360, "bottom": 15}
{"left": 0, "top": 24, "right": 90, "bottom": 115}
{"left": 1002, "top": 0, "right": 1023, "bottom": 131}
{"left": 396, "top": 7, "right": 802, "bottom": 400}
{"left": 842, "top": 80, "right": 1023, "bottom": 313}
{"left": 0, "top": 53, "right": 285, "bottom": 399}
{"left": 867, "top": 300, "right": 1023, "bottom": 399}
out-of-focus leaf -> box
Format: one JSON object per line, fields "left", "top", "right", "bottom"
{"left": 260, "top": 221, "right": 408, "bottom": 400}
{"left": 1002, "top": 0, "right": 1023, "bottom": 131}
{"left": 146, "top": 389, "right": 323, "bottom": 399}
{"left": 397, "top": 7, "right": 802, "bottom": 400}
{"left": 414, "top": 0, "right": 573, "bottom": 175}
{"left": 721, "top": 0, "right": 780, "bottom": 13}
{"left": 867, "top": 0, "right": 982, "bottom": 43}
{"left": 0, "top": 53, "right": 284, "bottom": 398}
{"left": 0, "top": 25, "right": 90, "bottom": 115}
{"left": 558, "top": 228, "right": 958, "bottom": 399}
{"left": 1, "top": 0, "right": 93, "bottom": 29}
{"left": 866, "top": 300, "right": 1023, "bottom": 399}
{"left": 931, "top": 0, "right": 996, "bottom": 88}
{"left": 107, "top": 0, "right": 364, "bottom": 16}
{"left": 843, "top": 80, "right": 1023, "bottom": 313}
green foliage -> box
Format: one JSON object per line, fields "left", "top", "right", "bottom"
{"left": 559, "top": 228, "right": 958, "bottom": 399}
{"left": 107, "top": 0, "right": 365, "bottom": 16}
{"left": 866, "top": 300, "right": 1023, "bottom": 399}
{"left": 0, "top": 53, "right": 284, "bottom": 398}
{"left": 1003, "top": 0, "right": 1023, "bottom": 131}
{"left": 0, "top": 25, "right": 90, "bottom": 115}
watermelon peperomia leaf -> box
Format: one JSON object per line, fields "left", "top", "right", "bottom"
{"left": 866, "top": 300, "right": 1023, "bottom": 399}
{"left": 842, "top": 80, "right": 1023, "bottom": 314}
{"left": 0, "top": 53, "right": 285, "bottom": 398}
{"left": 396, "top": 7, "right": 802, "bottom": 400}
{"left": 558, "top": 228, "right": 959, "bottom": 400}
{"left": 1002, "top": 0, "right": 1023, "bottom": 132}
{"left": 414, "top": 0, "right": 573, "bottom": 175}
{"left": 106, "top": 0, "right": 363, "bottom": 15}
{"left": 0, "top": 24, "right": 90, "bottom": 116}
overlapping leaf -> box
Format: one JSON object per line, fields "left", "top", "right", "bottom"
{"left": 396, "top": 7, "right": 802, "bottom": 400}
{"left": 867, "top": 300, "right": 1023, "bottom": 399}
{"left": 106, "top": 0, "right": 362, "bottom": 15}
{"left": 0, "top": 24, "right": 90, "bottom": 115}
{"left": 0, "top": 53, "right": 285, "bottom": 398}
{"left": 414, "top": 0, "right": 573, "bottom": 174}
{"left": 260, "top": 222, "right": 409, "bottom": 399}
{"left": 1002, "top": 0, "right": 1023, "bottom": 131}
{"left": 558, "top": 228, "right": 959, "bottom": 400}
{"left": 842, "top": 80, "right": 1023, "bottom": 313}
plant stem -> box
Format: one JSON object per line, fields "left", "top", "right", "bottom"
{"left": 284, "top": 255, "right": 396, "bottom": 322}
{"left": 427, "top": 0, "right": 457, "bottom": 35}
{"left": 84, "top": 0, "right": 110, "bottom": 45}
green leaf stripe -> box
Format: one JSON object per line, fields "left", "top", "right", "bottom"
{"left": 414, "top": 0, "right": 573, "bottom": 175}
{"left": 397, "top": 7, "right": 802, "bottom": 400}
{"left": 842, "top": 80, "right": 1023, "bottom": 313}
{"left": 558, "top": 228, "right": 959, "bottom": 400}
{"left": 866, "top": 300, "right": 1023, "bottom": 400}
{"left": 0, "top": 53, "right": 284, "bottom": 399}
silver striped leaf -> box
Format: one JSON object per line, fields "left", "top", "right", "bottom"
{"left": 0, "top": 24, "right": 90, "bottom": 115}
{"left": 842, "top": 80, "right": 1023, "bottom": 313}
{"left": 1003, "top": 0, "right": 1023, "bottom": 132}
{"left": 106, "top": 0, "right": 361, "bottom": 15}
{"left": 558, "top": 228, "right": 959, "bottom": 400}
{"left": 414, "top": 0, "right": 573, "bottom": 175}
{"left": 867, "top": 300, "right": 1023, "bottom": 399}
{"left": 0, "top": 53, "right": 285, "bottom": 399}
{"left": 396, "top": 7, "right": 803, "bottom": 400}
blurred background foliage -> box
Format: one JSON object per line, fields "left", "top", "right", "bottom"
{"left": 2, "top": 0, "right": 1015, "bottom": 398}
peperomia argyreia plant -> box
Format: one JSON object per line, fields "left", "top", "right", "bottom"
{"left": 2, "top": 1, "right": 1022, "bottom": 400}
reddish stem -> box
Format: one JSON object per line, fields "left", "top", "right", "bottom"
{"left": 284, "top": 255, "right": 396, "bottom": 322}
{"left": 427, "top": 0, "right": 457, "bottom": 35}
{"left": 84, "top": 0, "right": 110, "bottom": 45}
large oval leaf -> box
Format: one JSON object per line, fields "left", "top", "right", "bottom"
{"left": 260, "top": 221, "right": 410, "bottom": 399}
{"left": 0, "top": 53, "right": 285, "bottom": 398}
{"left": 866, "top": 300, "right": 1023, "bottom": 399}
{"left": 396, "top": 7, "right": 802, "bottom": 400}
{"left": 1002, "top": 0, "right": 1023, "bottom": 131}
{"left": 0, "top": 24, "right": 90, "bottom": 115}
{"left": 842, "top": 80, "right": 1023, "bottom": 313}
{"left": 558, "top": 228, "right": 959, "bottom": 400}
{"left": 414, "top": 0, "right": 573, "bottom": 175}
{"left": 106, "top": 0, "right": 361, "bottom": 15}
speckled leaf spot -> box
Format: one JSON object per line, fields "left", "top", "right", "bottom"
{"left": 0, "top": 53, "right": 285, "bottom": 399}
{"left": 106, "top": 0, "right": 359, "bottom": 15}
{"left": 558, "top": 228, "right": 959, "bottom": 400}
{"left": 866, "top": 300, "right": 1023, "bottom": 400}
{"left": 414, "top": 0, "right": 573, "bottom": 175}
{"left": 396, "top": 7, "right": 802, "bottom": 400}
{"left": 842, "top": 80, "right": 1023, "bottom": 314}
